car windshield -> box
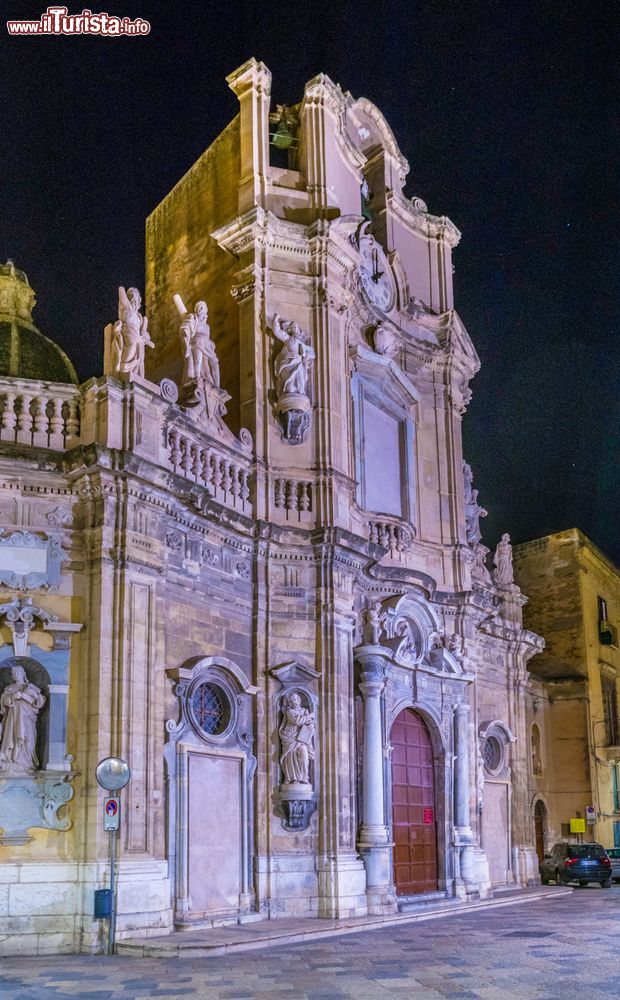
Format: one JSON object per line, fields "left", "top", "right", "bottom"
{"left": 567, "top": 845, "right": 606, "bottom": 858}
{"left": 606, "top": 849, "right": 620, "bottom": 858}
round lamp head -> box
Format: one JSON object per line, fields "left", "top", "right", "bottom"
{"left": 95, "top": 756, "right": 131, "bottom": 792}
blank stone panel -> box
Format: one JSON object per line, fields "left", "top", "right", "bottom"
{"left": 363, "top": 399, "right": 403, "bottom": 517}
{"left": 188, "top": 752, "right": 242, "bottom": 914}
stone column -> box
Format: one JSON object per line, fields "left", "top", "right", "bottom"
{"left": 357, "top": 648, "right": 396, "bottom": 915}
{"left": 454, "top": 703, "right": 471, "bottom": 832}
{"left": 453, "top": 701, "right": 475, "bottom": 891}
{"left": 510, "top": 662, "right": 539, "bottom": 884}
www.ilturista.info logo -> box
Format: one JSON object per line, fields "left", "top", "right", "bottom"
{"left": 7, "top": 5, "right": 151, "bottom": 35}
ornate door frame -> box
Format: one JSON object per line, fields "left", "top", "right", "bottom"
{"left": 355, "top": 592, "right": 475, "bottom": 912}
{"left": 164, "top": 656, "right": 257, "bottom": 925}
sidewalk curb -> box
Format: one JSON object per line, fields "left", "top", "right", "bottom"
{"left": 117, "top": 886, "right": 573, "bottom": 959}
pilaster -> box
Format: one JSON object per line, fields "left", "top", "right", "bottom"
{"left": 227, "top": 59, "right": 272, "bottom": 213}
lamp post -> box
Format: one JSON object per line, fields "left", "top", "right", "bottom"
{"left": 95, "top": 756, "right": 131, "bottom": 955}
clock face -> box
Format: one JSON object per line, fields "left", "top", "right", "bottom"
{"left": 357, "top": 242, "right": 395, "bottom": 312}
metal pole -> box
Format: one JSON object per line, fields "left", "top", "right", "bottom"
{"left": 108, "top": 823, "right": 117, "bottom": 955}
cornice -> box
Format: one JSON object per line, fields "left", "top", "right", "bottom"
{"left": 386, "top": 189, "right": 461, "bottom": 248}
{"left": 303, "top": 75, "right": 366, "bottom": 174}
{"left": 212, "top": 207, "right": 309, "bottom": 260}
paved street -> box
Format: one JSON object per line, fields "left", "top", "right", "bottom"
{"left": 2, "top": 887, "right": 620, "bottom": 999}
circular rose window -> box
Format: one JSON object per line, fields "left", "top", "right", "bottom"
{"left": 190, "top": 682, "right": 231, "bottom": 737}
{"left": 483, "top": 735, "right": 503, "bottom": 773}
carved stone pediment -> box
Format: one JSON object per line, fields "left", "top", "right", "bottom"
{"left": 350, "top": 344, "right": 419, "bottom": 415}
{"left": 270, "top": 660, "right": 320, "bottom": 689}
{"left": 377, "top": 593, "right": 440, "bottom": 666}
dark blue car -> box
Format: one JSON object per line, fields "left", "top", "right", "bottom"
{"left": 540, "top": 841, "right": 612, "bottom": 887}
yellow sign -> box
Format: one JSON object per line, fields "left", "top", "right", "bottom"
{"left": 570, "top": 818, "right": 586, "bottom": 833}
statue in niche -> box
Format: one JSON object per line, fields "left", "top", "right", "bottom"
{"left": 279, "top": 691, "right": 315, "bottom": 786}
{"left": 272, "top": 314, "right": 315, "bottom": 399}
{"left": 270, "top": 314, "right": 315, "bottom": 444}
{"left": 463, "top": 461, "right": 487, "bottom": 546}
{"left": 0, "top": 665, "right": 46, "bottom": 772}
{"left": 362, "top": 600, "right": 385, "bottom": 645}
{"left": 394, "top": 617, "right": 418, "bottom": 661}
{"left": 531, "top": 725, "right": 543, "bottom": 776}
{"left": 108, "top": 286, "right": 154, "bottom": 377}
{"left": 173, "top": 295, "right": 220, "bottom": 387}
{"left": 493, "top": 533, "right": 514, "bottom": 588}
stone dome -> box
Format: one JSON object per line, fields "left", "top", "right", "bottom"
{"left": 0, "top": 261, "right": 78, "bottom": 385}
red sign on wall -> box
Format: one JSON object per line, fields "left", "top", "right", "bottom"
{"left": 423, "top": 807, "right": 434, "bottom": 825}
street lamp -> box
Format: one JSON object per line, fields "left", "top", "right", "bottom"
{"left": 95, "top": 756, "right": 131, "bottom": 955}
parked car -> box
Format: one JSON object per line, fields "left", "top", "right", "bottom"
{"left": 606, "top": 847, "right": 620, "bottom": 882}
{"left": 540, "top": 842, "right": 613, "bottom": 887}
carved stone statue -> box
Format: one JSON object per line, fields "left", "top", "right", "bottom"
{"left": 477, "top": 749, "right": 485, "bottom": 811}
{"left": 448, "top": 634, "right": 465, "bottom": 661}
{"left": 173, "top": 295, "right": 220, "bottom": 387}
{"left": 493, "top": 533, "right": 514, "bottom": 587}
{"left": 362, "top": 600, "right": 385, "bottom": 645}
{"left": 0, "top": 665, "right": 45, "bottom": 772}
{"left": 463, "top": 461, "right": 487, "bottom": 546}
{"left": 531, "top": 725, "right": 543, "bottom": 776}
{"left": 472, "top": 543, "right": 493, "bottom": 585}
{"left": 107, "top": 286, "right": 154, "bottom": 377}
{"left": 372, "top": 324, "right": 393, "bottom": 356}
{"left": 271, "top": 314, "right": 315, "bottom": 443}
{"left": 279, "top": 691, "right": 315, "bottom": 786}
{"left": 272, "top": 313, "right": 315, "bottom": 399}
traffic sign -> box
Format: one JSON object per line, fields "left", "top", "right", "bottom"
{"left": 103, "top": 796, "right": 120, "bottom": 831}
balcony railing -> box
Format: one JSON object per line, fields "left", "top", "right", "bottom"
{"left": 167, "top": 427, "right": 252, "bottom": 516}
{"left": 368, "top": 515, "right": 416, "bottom": 555}
{"left": 0, "top": 380, "right": 80, "bottom": 450}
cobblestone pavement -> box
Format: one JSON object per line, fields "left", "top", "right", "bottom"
{"left": 2, "top": 886, "right": 620, "bottom": 999}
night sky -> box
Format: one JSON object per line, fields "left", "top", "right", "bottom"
{"left": 3, "top": 1, "right": 619, "bottom": 563}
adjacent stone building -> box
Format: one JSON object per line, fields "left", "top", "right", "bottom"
{"left": 514, "top": 529, "right": 620, "bottom": 859}
{"left": 0, "top": 60, "right": 544, "bottom": 955}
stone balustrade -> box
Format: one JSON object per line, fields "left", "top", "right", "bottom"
{"left": 273, "top": 477, "right": 314, "bottom": 523}
{"left": 0, "top": 380, "right": 80, "bottom": 450}
{"left": 368, "top": 517, "right": 416, "bottom": 554}
{"left": 167, "top": 427, "right": 252, "bottom": 515}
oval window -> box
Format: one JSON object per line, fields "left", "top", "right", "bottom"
{"left": 191, "top": 682, "right": 231, "bottom": 737}
{"left": 483, "top": 735, "right": 502, "bottom": 773}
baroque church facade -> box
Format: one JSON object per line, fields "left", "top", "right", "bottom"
{"left": 0, "top": 60, "right": 543, "bottom": 954}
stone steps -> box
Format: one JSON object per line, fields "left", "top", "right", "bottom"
{"left": 117, "top": 885, "right": 572, "bottom": 959}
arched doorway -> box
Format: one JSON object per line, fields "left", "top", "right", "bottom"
{"left": 391, "top": 708, "right": 438, "bottom": 895}
{"left": 534, "top": 799, "right": 547, "bottom": 864}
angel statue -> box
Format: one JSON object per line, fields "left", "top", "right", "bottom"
{"left": 272, "top": 313, "right": 315, "bottom": 401}
{"left": 108, "top": 286, "right": 154, "bottom": 377}
{"left": 173, "top": 294, "right": 220, "bottom": 387}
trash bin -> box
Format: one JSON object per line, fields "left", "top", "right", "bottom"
{"left": 94, "top": 888, "right": 113, "bottom": 919}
